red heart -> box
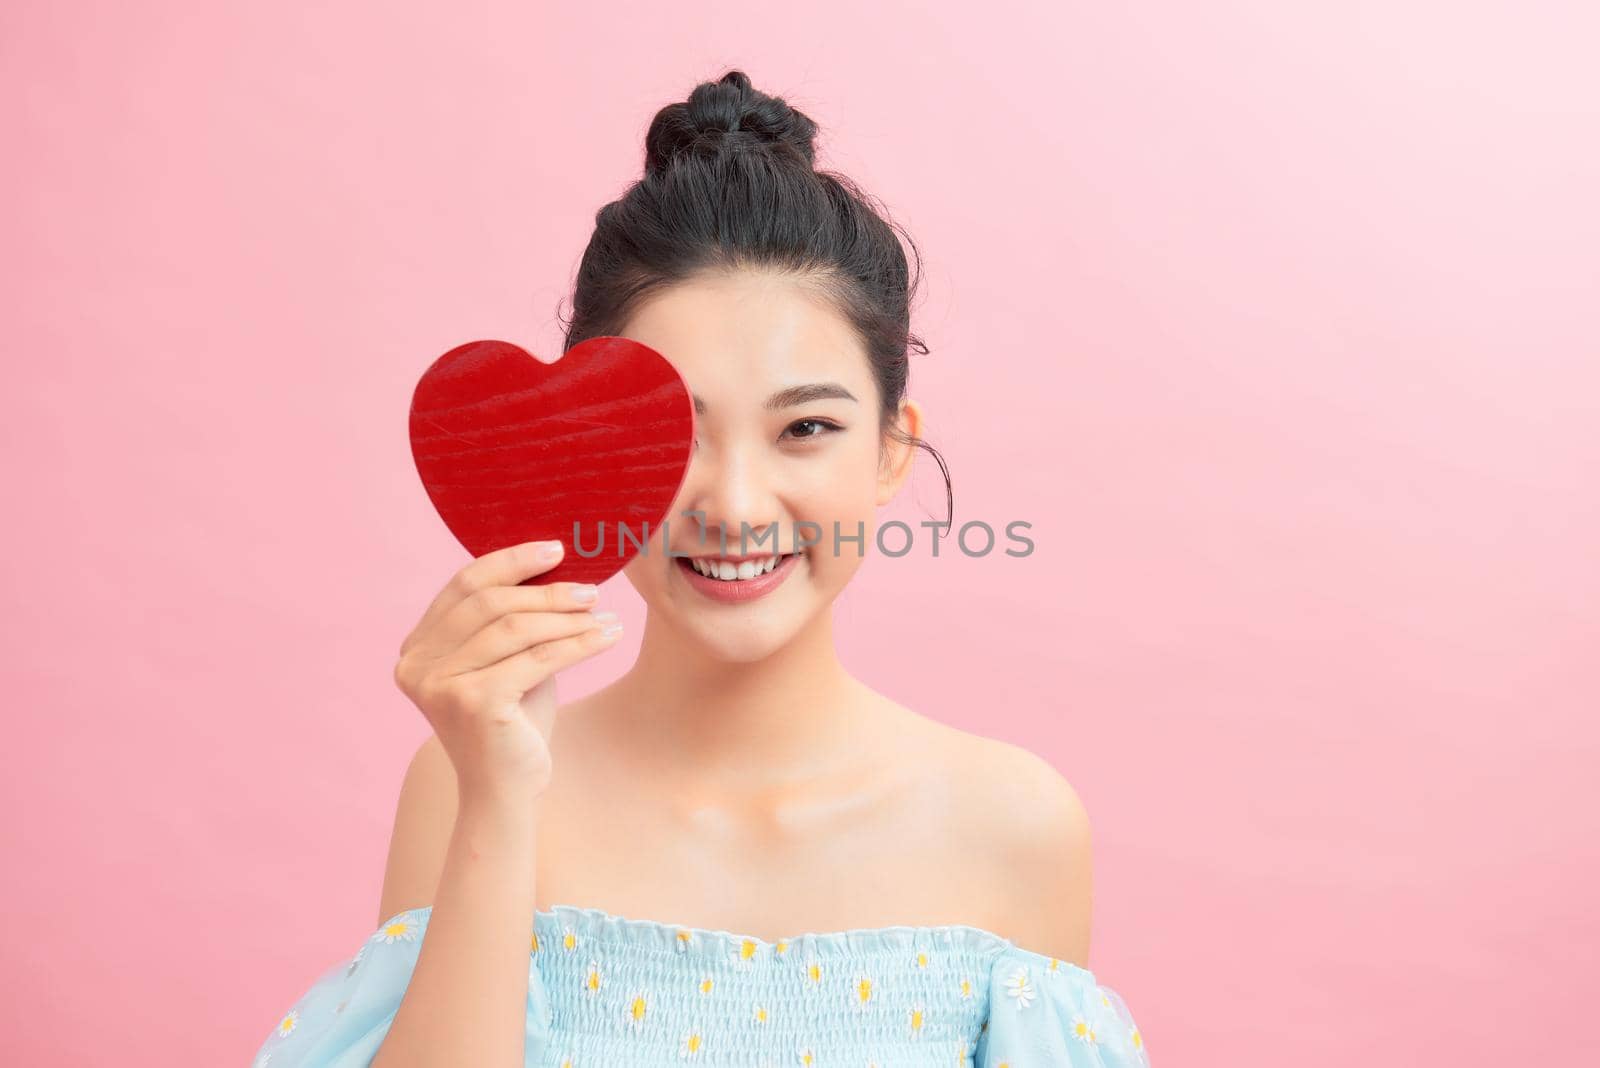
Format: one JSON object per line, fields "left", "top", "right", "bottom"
{"left": 409, "top": 337, "right": 694, "bottom": 586}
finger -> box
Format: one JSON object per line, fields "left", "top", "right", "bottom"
{"left": 462, "top": 620, "right": 624, "bottom": 705}
{"left": 437, "top": 608, "right": 616, "bottom": 678}
{"left": 399, "top": 540, "right": 572, "bottom": 657}
{"left": 406, "top": 578, "right": 601, "bottom": 663}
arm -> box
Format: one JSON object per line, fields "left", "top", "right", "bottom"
{"left": 370, "top": 740, "right": 541, "bottom": 1068}
{"left": 361, "top": 538, "right": 601, "bottom": 1067}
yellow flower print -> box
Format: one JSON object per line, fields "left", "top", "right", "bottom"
{"left": 680, "top": 1028, "right": 706, "bottom": 1057}
{"left": 374, "top": 915, "right": 419, "bottom": 944}
{"left": 1002, "top": 965, "right": 1035, "bottom": 1009}
{"left": 582, "top": 959, "right": 603, "bottom": 995}
{"left": 676, "top": 928, "right": 692, "bottom": 952}
{"left": 796, "top": 1045, "right": 816, "bottom": 1066}
{"left": 803, "top": 957, "right": 823, "bottom": 986}
{"left": 1070, "top": 1013, "right": 1099, "bottom": 1044}
{"left": 752, "top": 1002, "right": 769, "bottom": 1025}
{"left": 1132, "top": 1026, "right": 1144, "bottom": 1050}
{"left": 731, "top": 936, "right": 760, "bottom": 968}
{"left": 1046, "top": 957, "right": 1064, "bottom": 979}
{"left": 773, "top": 938, "right": 790, "bottom": 958}
{"left": 851, "top": 972, "right": 876, "bottom": 1009}
{"left": 908, "top": 1002, "right": 927, "bottom": 1038}
{"left": 958, "top": 975, "right": 973, "bottom": 999}
{"left": 559, "top": 1058, "right": 575, "bottom": 1068}
{"left": 530, "top": 930, "right": 541, "bottom": 953}
{"left": 698, "top": 975, "right": 715, "bottom": 995}
{"left": 626, "top": 988, "right": 650, "bottom": 1030}
{"left": 915, "top": 950, "right": 930, "bottom": 968}
{"left": 562, "top": 924, "right": 579, "bottom": 952}
{"left": 274, "top": 1009, "right": 299, "bottom": 1037}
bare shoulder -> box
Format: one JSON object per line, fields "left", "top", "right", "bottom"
{"left": 376, "top": 734, "right": 460, "bottom": 927}
{"left": 915, "top": 715, "right": 1095, "bottom": 965}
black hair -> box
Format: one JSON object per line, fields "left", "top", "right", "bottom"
{"left": 557, "top": 69, "right": 953, "bottom": 528}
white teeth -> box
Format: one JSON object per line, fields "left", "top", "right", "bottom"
{"left": 688, "top": 554, "right": 791, "bottom": 580}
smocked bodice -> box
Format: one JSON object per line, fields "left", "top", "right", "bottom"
{"left": 531, "top": 903, "right": 1005, "bottom": 1065}
{"left": 253, "top": 903, "right": 1151, "bottom": 1067}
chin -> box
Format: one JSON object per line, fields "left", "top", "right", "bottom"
{"left": 693, "top": 625, "right": 795, "bottom": 664}
{"left": 673, "top": 593, "right": 819, "bottom": 661}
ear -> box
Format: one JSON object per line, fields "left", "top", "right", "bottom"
{"left": 876, "top": 398, "right": 925, "bottom": 506}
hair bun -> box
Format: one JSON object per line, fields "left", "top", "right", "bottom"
{"left": 644, "top": 69, "right": 818, "bottom": 178}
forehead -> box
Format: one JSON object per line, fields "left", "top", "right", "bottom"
{"left": 620, "top": 270, "right": 871, "bottom": 391}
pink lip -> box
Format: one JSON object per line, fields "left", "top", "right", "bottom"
{"left": 674, "top": 551, "right": 801, "bottom": 604}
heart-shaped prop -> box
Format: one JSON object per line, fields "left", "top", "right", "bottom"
{"left": 409, "top": 336, "right": 694, "bottom": 586}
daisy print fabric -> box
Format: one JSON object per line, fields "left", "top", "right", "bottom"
{"left": 251, "top": 904, "right": 1150, "bottom": 1067}
{"left": 973, "top": 944, "right": 1150, "bottom": 1067}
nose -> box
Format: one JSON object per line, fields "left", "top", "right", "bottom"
{"left": 674, "top": 440, "right": 785, "bottom": 555}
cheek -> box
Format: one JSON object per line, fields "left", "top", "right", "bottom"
{"left": 801, "top": 440, "right": 883, "bottom": 512}
{"left": 795, "top": 450, "right": 882, "bottom": 571}
{"left": 793, "top": 488, "right": 874, "bottom": 564}
{"left": 621, "top": 525, "right": 671, "bottom": 594}
{"left": 619, "top": 554, "right": 653, "bottom": 601}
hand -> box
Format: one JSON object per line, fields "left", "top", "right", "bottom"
{"left": 391, "top": 540, "right": 621, "bottom": 801}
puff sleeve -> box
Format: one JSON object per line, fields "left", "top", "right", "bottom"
{"left": 249, "top": 907, "right": 553, "bottom": 1067}
{"left": 975, "top": 944, "right": 1150, "bottom": 1067}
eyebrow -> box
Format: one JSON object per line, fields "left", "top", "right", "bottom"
{"left": 691, "top": 382, "right": 859, "bottom": 415}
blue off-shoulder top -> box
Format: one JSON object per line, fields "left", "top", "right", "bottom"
{"left": 251, "top": 903, "right": 1150, "bottom": 1067}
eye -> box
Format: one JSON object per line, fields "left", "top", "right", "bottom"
{"left": 782, "top": 417, "right": 844, "bottom": 443}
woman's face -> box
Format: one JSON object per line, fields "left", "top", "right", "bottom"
{"left": 618, "top": 269, "right": 921, "bottom": 662}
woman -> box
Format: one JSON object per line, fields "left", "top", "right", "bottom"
{"left": 253, "top": 69, "right": 1150, "bottom": 1067}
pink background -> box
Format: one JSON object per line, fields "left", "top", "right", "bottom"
{"left": 4, "top": 3, "right": 1596, "bottom": 1065}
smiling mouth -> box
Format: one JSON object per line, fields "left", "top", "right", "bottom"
{"left": 678, "top": 550, "right": 805, "bottom": 581}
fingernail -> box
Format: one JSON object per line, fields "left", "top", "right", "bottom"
{"left": 572, "top": 584, "right": 598, "bottom": 603}
{"left": 536, "top": 540, "right": 562, "bottom": 562}
{"left": 599, "top": 621, "right": 623, "bottom": 640}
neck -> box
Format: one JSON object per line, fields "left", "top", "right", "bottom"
{"left": 605, "top": 609, "right": 867, "bottom": 791}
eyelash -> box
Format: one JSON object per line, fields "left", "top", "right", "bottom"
{"left": 782, "top": 417, "right": 844, "bottom": 443}
{"left": 692, "top": 418, "right": 845, "bottom": 450}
